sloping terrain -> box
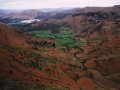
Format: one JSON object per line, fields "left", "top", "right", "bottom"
{"left": 0, "top": 6, "right": 120, "bottom": 90}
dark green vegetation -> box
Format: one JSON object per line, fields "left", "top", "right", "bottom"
{"left": 11, "top": 20, "right": 67, "bottom": 32}
{"left": 0, "top": 18, "right": 22, "bottom": 24}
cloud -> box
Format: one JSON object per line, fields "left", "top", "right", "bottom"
{"left": 0, "top": 0, "right": 119, "bottom": 9}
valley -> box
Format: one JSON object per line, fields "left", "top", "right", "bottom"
{"left": 0, "top": 5, "right": 120, "bottom": 90}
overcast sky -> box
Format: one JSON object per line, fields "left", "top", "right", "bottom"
{"left": 0, "top": 0, "right": 119, "bottom": 9}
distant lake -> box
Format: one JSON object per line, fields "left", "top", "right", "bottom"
{"left": 21, "top": 19, "right": 41, "bottom": 24}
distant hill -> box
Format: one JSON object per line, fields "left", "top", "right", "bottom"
{"left": 0, "top": 6, "right": 120, "bottom": 21}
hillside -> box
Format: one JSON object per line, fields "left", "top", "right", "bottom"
{"left": 0, "top": 6, "right": 120, "bottom": 20}
{"left": 0, "top": 6, "right": 120, "bottom": 90}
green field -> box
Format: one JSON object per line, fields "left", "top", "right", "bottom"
{"left": 28, "top": 30, "right": 83, "bottom": 48}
